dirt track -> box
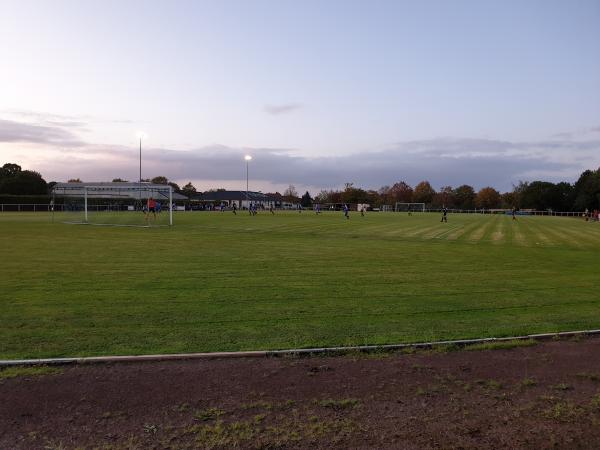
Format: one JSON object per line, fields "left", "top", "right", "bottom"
{"left": 2, "top": 337, "right": 600, "bottom": 449}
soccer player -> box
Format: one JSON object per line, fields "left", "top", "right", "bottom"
{"left": 146, "top": 197, "right": 157, "bottom": 221}
{"left": 315, "top": 204, "right": 321, "bottom": 214}
{"left": 360, "top": 205, "right": 365, "bottom": 217}
{"left": 232, "top": 203, "right": 237, "bottom": 215}
{"left": 512, "top": 207, "right": 517, "bottom": 220}
{"left": 343, "top": 204, "right": 350, "bottom": 219}
{"left": 155, "top": 201, "right": 162, "bottom": 215}
{"left": 269, "top": 204, "right": 275, "bottom": 215}
{"left": 440, "top": 205, "right": 448, "bottom": 223}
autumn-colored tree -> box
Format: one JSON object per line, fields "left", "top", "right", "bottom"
{"left": 412, "top": 181, "right": 436, "bottom": 204}
{"left": 366, "top": 190, "right": 382, "bottom": 207}
{"left": 329, "top": 190, "right": 343, "bottom": 203}
{"left": 378, "top": 185, "right": 391, "bottom": 205}
{"left": 389, "top": 181, "right": 413, "bottom": 203}
{"left": 475, "top": 187, "right": 501, "bottom": 209}
{"left": 283, "top": 185, "right": 299, "bottom": 202}
{"left": 68, "top": 178, "right": 82, "bottom": 183}
{"left": 314, "top": 190, "right": 333, "bottom": 203}
{"left": 432, "top": 185, "right": 455, "bottom": 207}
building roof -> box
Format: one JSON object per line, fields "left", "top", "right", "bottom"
{"left": 195, "top": 190, "right": 275, "bottom": 202}
{"left": 52, "top": 182, "right": 188, "bottom": 200}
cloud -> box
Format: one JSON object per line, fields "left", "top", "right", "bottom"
{"left": 551, "top": 125, "right": 600, "bottom": 140}
{"left": 2, "top": 114, "right": 599, "bottom": 192}
{"left": 0, "top": 119, "right": 84, "bottom": 146}
{"left": 32, "top": 136, "right": 597, "bottom": 192}
{"left": 263, "top": 103, "right": 302, "bottom": 115}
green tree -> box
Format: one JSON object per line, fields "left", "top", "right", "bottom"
{"left": 151, "top": 176, "right": 168, "bottom": 185}
{"left": 181, "top": 182, "right": 197, "bottom": 197}
{"left": 0, "top": 170, "right": 47, "bottom": 195}
{"left": 112, "top": 178, "right": 128, "bottom": 182}
{"left": 2, "top": 163, "right": 22, "bottom": 177}
{"left": 573, "top": 168, "right": 600, "bottom": 211}
{"left": 301, "top": 191, "right": 313, "bottom": 207}
{"left": 453, "top": 185, "right": 475, "bottom": 209}
{"left": 520, "top": 181, "right": 574, "bottom": 211}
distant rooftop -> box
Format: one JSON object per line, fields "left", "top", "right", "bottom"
{"left": 194, "top": 190, "right": 275, "bottom": 201}
{"left": 52, "top": 182, "right": 188, "bottom": 200}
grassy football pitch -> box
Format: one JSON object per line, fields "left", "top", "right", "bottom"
{"left": 1, "top": 211, "right": 600, "bottom": 359}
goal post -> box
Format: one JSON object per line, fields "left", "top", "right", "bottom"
{"left": 395, "top": 202, "right": 425, "bottom": 212}
{"left": 52, "top": 182, "right": 177, "bottom": 227}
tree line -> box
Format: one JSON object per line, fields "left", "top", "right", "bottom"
{"left": 285, "top": 169, "right": 600, "bottom": 211}
{"left": 1, "top": 162, "right": 599, "bottom": 211}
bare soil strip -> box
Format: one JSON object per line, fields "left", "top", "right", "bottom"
{"left": 2, "top": 336, "right": 600, "bottom": 449}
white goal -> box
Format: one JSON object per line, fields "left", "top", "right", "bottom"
{"left": 52, "top": 182, "right": 175, "bottom": 227}
{"left": 395, "top": 202, "right": 425, "bottom": 213}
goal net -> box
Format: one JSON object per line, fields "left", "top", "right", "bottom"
{"left": 395, "top": 202, "right": 425, "bottom": 212}
{"left": 52, "top": 182, "right": 175, "bottom": 227}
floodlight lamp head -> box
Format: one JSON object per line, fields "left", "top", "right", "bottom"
{"left": 244, "top": 155, "right": 252, "bottom": 161}
{"left": 136, "top": 131, "right": 148, "bottom": 140}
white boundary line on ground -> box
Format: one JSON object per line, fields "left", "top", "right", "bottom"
{"left": 2, "top": 329, "right": 600, "bottom": 367}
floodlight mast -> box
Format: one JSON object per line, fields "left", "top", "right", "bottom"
{"left": 245, "top": 155, "right": 252, "bottom": 209}
{"left": 169, "top": 185, "right": 173, "bottom": 226}
{"left": 136, "top": 132, "right": 147, "bottom": 204}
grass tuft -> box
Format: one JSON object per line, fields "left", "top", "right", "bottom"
{"left": 0, "top": 365, "right": 63, "bottom": 380}
{"left": 466, "top": 339, "right": 538, "bottom": 352}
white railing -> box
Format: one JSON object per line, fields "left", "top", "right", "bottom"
{"left": 0, "top": 204, "right": 63, "bottom": 212}
{"left": 0, "top": 204, "right": 590, "bottom": 217}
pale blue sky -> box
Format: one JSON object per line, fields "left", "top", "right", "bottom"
{"left": 1, "top": 0, "right": 599, "bottom": 193}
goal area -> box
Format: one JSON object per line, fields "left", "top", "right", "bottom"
{"left": 52, "top": 182, "right": 175, "bottom": 227}
{"left": 395, "top": 202, "right": 425, "bottom": 213}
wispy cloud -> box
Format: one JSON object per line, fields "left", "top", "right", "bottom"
{"left": 28, "top": 136, "right": 598, "bottom": 192}
{"left": 551, "top": 125, "right": 600, "bottom": 140}
{"left": 2, "top": 115, "right": 599, "bottom": 192}
{"left": 263, "top": 103, "right": 302, "bottom": 115}
{"left": 3, "top": 109, "right": 137, "bottom": 128}
{"left": 0, "top": 119, "right": 84, "bottom": 146}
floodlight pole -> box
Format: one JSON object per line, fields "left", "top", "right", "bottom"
{"left": 244, "top": 155, "right": 252, "bottom": 211}
{"left": 169, "top": 185, "right": 173, "bottom": 226}
{"left": 84, "top": 186, "right": 88, "bottom": 222}
{"left": 139, "top": 137, "right": 142, "bottom": 183}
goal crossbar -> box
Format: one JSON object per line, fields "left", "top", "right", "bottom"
{"left": 52, "top": 182, "right": 175, "bottom": 226}
{"left": 395, "top": 202, "right": 425, "bottom": 212}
